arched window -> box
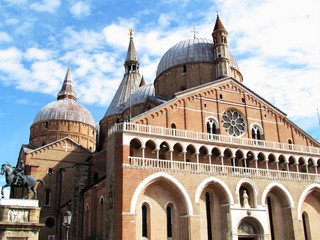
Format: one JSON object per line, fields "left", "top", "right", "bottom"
{"left": 302, "top": 211, "right": 311, "bottom": 240}
{"left": 142, "top": 204, "right": 148, "bottom": 238}
{"left": 206, "top": 118, "right": 219, "bottom": 136}
{"left": 182, "top": 65, "right": 187, "bottom": 73}
{"left": 205, "top": 192, "right": 212, "bottom": 240}
{"left": 99, "top": 196, "right": 104, "bottom": 205}
{"left": 44, "top": 189, "right": 51, "bottom": 206}
{"left": 166, "top": 205, "right": 173, "bottom": 238}
{"left": 171, "top": 123, "right": 176, "bottom": 136}
{"left": 251, "top": 125, "right": 262, "bottom": 140}
{"left": 267, "top": 197, "right": 275, "bottom": 240}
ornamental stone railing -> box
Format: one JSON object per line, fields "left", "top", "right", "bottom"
{"left": 124, "top": 157, "right": 320, "bottom": 183}
{"left": 109, "top": 123, "right": 320, "bottom": 155}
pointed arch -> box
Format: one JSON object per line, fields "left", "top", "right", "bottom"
{"left": 195, "top": 176, "right": 234, "bottom": 204}
{"left": 261, "top": 182, "right": 294, "bottom": 208}
{"left": 297, "top": 183, "right": 320, "bottom": 220}
{"left": 130, "top": 172, "right": 193, "bottom": 215}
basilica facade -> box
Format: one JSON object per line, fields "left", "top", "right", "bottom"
{"left": 12, "top": 15, "right": 320, "bottom": 240}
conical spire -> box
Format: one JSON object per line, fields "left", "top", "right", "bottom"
{"left": 104, "top": 30, "right": 142, "bottom": 118}
{"left": 213, "top": 14, "right": 226, "bottom": 31}
{"left": 126, "top": 29, "right": 138, "bottom": 62}
{"left": 124, "top": 29, "right": 139, "bottom": 73}
{"left": 57, "top": 64, "right": 77, "bottom": 101}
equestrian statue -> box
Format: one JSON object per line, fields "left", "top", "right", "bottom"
{"left": 1, "top": 160, "right": 44, "bottom": 199}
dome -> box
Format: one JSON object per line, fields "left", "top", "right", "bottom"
{"left": 33, "top": 99, "right": 96, "bottom": 127}
{"left": 156, "top": 38, "right": 240, "bottom": 77}
{"left": 125, "top": 84, "right": 155, "bottom": 108}
{"left": 156, "top": 38, "right": 214, "bottom": 77}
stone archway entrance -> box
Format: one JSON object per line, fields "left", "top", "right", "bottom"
{"left": 238, "top": 217, "right": 264, "bottom": 240}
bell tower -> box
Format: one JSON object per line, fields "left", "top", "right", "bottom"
{"left": 212, "top": 15, "right": 230, "bottom": 78}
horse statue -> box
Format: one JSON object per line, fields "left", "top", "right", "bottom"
{"left": 1, "top": 163, "right": 44, "bottom": 199}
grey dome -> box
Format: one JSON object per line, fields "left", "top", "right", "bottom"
{"left": 156, "top": 38, "right": 240, "bottom": 77}
{"left": 156, "top": 38, "right": 214, "bottom": 77}
{"left": 33, "top": 99, "right": 95, "bottom": 127}
{"left": 124, "top": 84, "right": 154, "bottom": 109}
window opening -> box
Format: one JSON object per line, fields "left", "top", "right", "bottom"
{"left": 142, "top": 205, "right": 148, "bottom": 238}
{"left": 251, "top": 126, "right": 261, "bottom": 140}
{"left": 183, "top": 65, "right": 187, "bottom": 73}
{"left": 267, "top": 197, "right": 275, "bottom": 240}
{"left": 302, "top": 212, "right": 311, "bottom": 240}
{"left": 206, "top": 120, "right": 216, "bottom": 135}
{"left": 166, "top": 205, "right": 173, "bottom": 238}
{"left": 222, "top": 110, "right": 246, "bottom": 137}
{"left": 94, "top": 172, "right": 99, "bottom": 182}
{"left": 44, "top": 189, "right": 51, "bottom": 206}
{"left": 205, "top": 192, "right": 212, "bottom": 240}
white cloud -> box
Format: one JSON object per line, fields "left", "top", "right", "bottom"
{"left": 0, "top": 47, "right": 64, "bottom": 95}
{"left": 25, "top": 48, "right": 54, "bottom": 61}
{"left": 158, "top": 14, "right": 172, "bottom": 28}
{"left": 70, "top": 1, "right": 91, "bottom": 18}
{"left": 0, "top": 48, "right": 29, "bottom": 86}
{"left": 63, "top": 27, "right": 104, "bottom": 51}
{"left": 0, "top": 32, "right": 12, "bottom": 42}
{"left": 30, "top": 0, "right": 61, "bottom": 13}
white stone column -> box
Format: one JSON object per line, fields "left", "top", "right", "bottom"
{"left": 141, "top": 146, "right": 145, "bottom": 159}
{"left": 207, "top": 153, "right": 212, "bottom": 165}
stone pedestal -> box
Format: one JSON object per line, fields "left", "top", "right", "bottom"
{"left": 0, "top": 199, "right": 44, "bottom": 240}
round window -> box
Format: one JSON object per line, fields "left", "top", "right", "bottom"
{"left": 45, "top": 216, "right": 55, "bottom": 228}
{"left": 222, "top": 109, "right": 246, "bottom": 136}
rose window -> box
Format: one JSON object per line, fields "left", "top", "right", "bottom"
{"left": 222, "top": 110, "right": 246, "bottom": 136}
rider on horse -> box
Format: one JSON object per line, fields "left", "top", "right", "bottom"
{"left": 13, "top": 160, "right": 25, "bottom": 185}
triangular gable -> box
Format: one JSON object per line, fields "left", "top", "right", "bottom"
{"left": 132, "top": 77, "right": 319, "bottom": 146}
{"left": 22, "top": 137, "right": 92, "bottom": 156}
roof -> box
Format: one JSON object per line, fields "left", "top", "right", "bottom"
{"left": 33, "top": 98, "right": 96, "bottom": 126}
{"left": 104, "top": 73, "right": 142, "bottom": 117}
{"left": 33, "top": 66, "right": 95, "bottom": 127}
{"left": 104, "top": 33, "right": 142, "bottom": 117}
{"left": 213, "top": 15, "right": 226, "bottom": 31}
{"left": 123, "top": 84, "right": 155, "bottom": 109}
{"left": 57, "top": 65, "right": 77, "bottom": 100}
{"left": 156, "top": 38, "right": 239, "bottom": 77}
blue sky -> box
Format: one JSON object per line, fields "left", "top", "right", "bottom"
{"left": 0, "top": 0, "right": 320, "bottom": 171}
